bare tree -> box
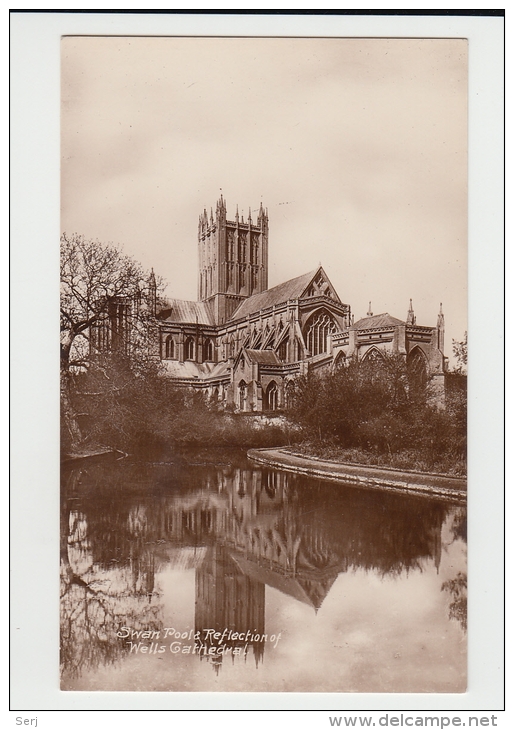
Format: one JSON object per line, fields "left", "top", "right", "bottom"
{"left": 60, "top": 233, "right": 164, "bottom": 449}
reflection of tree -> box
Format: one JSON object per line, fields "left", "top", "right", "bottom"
{"left": 440, "top": 507, "right": 466, "bottom": 633}
{"left": 449, "top": 507, "right": 467, "bottom": 544}
{"left": 60, "top": 469, "right": 163, "bottom": 681}
{"left": 441, "top": 572, "right": 467, "bottom": 632}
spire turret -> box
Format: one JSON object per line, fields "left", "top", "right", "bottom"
{"left": 148, "top": 268, "right": 157, "bottom": 316}
{"left": 436, "top": 303, "right": 445, "bottom": 354}
{"left": 406, "top": 298, "right": 416, "bottom": 325}
{"left": 367, "top": 302, "right": 373, "bottom": 317}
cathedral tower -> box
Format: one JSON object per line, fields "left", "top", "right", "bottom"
{"left": 198, "top": 195, "right": 268, "bottom": 324}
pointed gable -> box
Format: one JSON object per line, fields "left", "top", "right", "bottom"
{"left": 301, "top": 267, "right": 341, "bottom": 302}
{"left": 234, "top": 347, "right": 281, "bottom": 369}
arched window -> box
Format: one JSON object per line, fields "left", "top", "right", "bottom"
{"left": 238, "top": 380, "right": 247, "bottom": 411}
{"left": 285, "top": 380, "right": 295, "bottom": 409}
{"left": 238, "top": 232, "right": 247, "bottom": 263}
{"left": 185, "top": 336, "right": 195, "bottom": 361}
{"left": 203, "top": 338, "right": 214, "bottom": 362}
{"left": 407, "top": 347, "right": 428, "bottom": 387}
{"left": 333, "top": 351, "right": 346, "bottom": 370}
{"left": 304, "top": 310, "right": 336, "bottom": 356}
{"left": 362, "top": 347, "right": 384, "bottom": 365}
{"left": 165, "top": 335, "right": 175, "bottom": 359}
{"left": 264, "top": 381, "right": 279, "bottom": 411}
{"left": 278, "top": 338, "right": 288, "bottom": 362}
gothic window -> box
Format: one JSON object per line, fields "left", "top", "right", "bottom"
{"left": 165, "top": 335, "right": 175, "bottom": 359}
{"left": 227, "top": 230, "right": 235, "bottom": 260}
{"left": 185, "top": 336, "right": 195, "bottom": 361}
{"left": 107, "top": 300, "right": 130, "bottom": 355}
{"left": 304, "top": 310, "right": 336, "bottom": 356}
{"left": 333, "top": 351, "right": 346, "bottom": 370}
{"left": 238, "top": 232, "right": 247, "bottom": 263}
{"left": 93, "top": 316, "right": 109, "bottom": 353}
{"left": 203, "top": 338, "right": 214, "bottom": 362}
{"left": 238, "top": 380, "right": 247, "bottom": 411}
{"left": 407, "top": 347, "right": 428, "bottom": 387}
{"left": 251, "top": 234, "right": 259, "bottom": 265}
{"left": 285, "top": 380, "right": 295, "bottom": 409}
{"left": 264, "top": 381, "right": 279, "bottom": 412}
{"left": 363, "top": 347, "right": 384, "bottom": 364}
{"left": 278, "top": 338, "right": 288, "bottom": 362}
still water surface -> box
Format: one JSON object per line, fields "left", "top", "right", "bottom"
{"left": 60, "top": 448, "right": 466, "bottom": 693}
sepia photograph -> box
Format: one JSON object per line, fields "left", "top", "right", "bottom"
{"left": 58, "top": 35, "right": 469, "bottom": 694}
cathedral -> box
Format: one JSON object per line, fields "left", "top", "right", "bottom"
{"left": 150, "top": 196, "right": 446, "bottom": 412}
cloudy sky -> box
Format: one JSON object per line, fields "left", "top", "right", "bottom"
{"left": 61, "top": 36, "right": 467, "bottom": 352}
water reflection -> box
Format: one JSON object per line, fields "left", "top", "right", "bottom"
{"left": 60, "top": 449, "right": 466, "bottom": 690}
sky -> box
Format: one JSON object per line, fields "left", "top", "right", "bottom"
{"left": 61, "top": 36, "right": 468, "bottom": 356}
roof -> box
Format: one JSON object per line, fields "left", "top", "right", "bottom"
{"left": 230, "top": 270, "right": 318, "bottom": 320}
{"left": 351, "top": 313, "right": 405, "bottom": 330}
{"left": 160, "top": 359, "right": 230, "bottom": 380}
{"left": 158, "top": 299, "right": 215, "bottom": 326}
{"left": 230, "top": 554, "right": 339, "bottom": 609}
{"left": 242, "top": 348, "right": 281, "bottom": 366}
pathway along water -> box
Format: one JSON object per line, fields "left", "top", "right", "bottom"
{"left": 248, "top": 448, "right": 466, "bottom": 502}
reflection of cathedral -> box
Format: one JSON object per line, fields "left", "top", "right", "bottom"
{"left": 62, "top": 460, "right": 450, "bottom": 675}
{"left": 149, "top": 465, "right": 446, "bottom": 669}
{"left": 149, "top": 196, "right": 447, "bottom": 410}
{"left": 195, "top": 545, "right": 266, "bottom": 671}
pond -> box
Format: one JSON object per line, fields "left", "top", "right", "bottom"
{"left": 60, "top": 448, "right": 466, "bottom": 693}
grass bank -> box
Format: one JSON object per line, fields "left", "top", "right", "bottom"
{"left": 283, "top": 441, "right": 466, "bottom": 478}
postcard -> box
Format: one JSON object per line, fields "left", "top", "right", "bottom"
{"left": 11, "top": 12, "right": 504, "bottom": 714}
{"left": 59, "top": 34, "right": 468, "bottom": 694}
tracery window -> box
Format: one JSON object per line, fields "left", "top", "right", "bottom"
{"left": 333, "top": 351, "right": 346, "bottom": 369}
{"left": 363, "top": 347, "right": 384, "bottom": 364}
{"left": 362, "top": 349, "right": 385, "bottom": 375}
{"left": 304, "top": 310, "right": 336, "bottom": 356}
{"left": 238, "top": 232, "right": 247, "bottom": 263}
{"left": 407, "top": 347, "right": 428, "bottom": 387}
